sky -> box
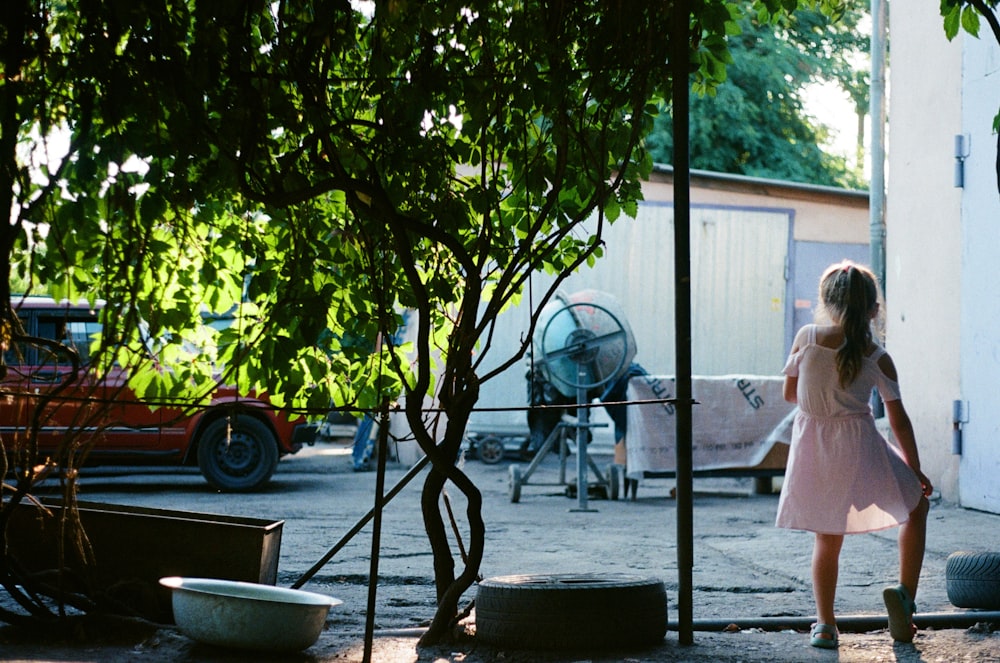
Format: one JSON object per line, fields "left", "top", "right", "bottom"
{"left": 806, "top": 79, "right": 873, "bottom": 180}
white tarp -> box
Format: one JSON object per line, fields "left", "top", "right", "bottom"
{"left": 624, "top": 375, "right": 795, "bottom": 478}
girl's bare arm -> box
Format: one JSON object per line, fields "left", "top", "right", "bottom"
{"left": 884, "top": 399, "right": 932, "bottom": 496}
{"left": 878, "top": 352, "right": 932, "bottom": 495}
{"left": 783, "top": 326, "right": 808, "bottom": 404}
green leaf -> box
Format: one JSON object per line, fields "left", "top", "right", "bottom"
{"left": 960, "top": 5, "right": 981, "bottom": 37}
{"left": 942, "top": 4, "right": 962, "bottom": 40}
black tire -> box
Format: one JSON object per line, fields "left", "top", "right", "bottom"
{"left": 197, "top": 414, "right": 279, "bottom": 492}
{"left": 475, "top": 573, "right": 667, "bottom": 650}
{"left": 946, "top": 551, "right": 1000, "bottom": 609}
{"left": 478, "top": 436, "right": 505, "bottom": 465}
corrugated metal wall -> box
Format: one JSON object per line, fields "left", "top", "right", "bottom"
{"left": 468, "top": 201, "right": 792, "bottom": 434}
{"left": 688, "top": 205, "right": 790, "bottom": 374}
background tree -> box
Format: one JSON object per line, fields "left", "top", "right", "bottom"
{"left": 646, "top": 0, "right": 869, "bottom": 188}
{"left": 1, "top": 0, "right": 848, "bottom": 645}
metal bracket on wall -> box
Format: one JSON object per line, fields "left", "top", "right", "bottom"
{"left": 952, "top": 399, "right": 969, "bottom": 455}
{"left": 954, "top": 134, "right": 971, "bottom": 188}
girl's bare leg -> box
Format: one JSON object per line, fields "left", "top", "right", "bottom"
{"left": 899, "top": 496, "right": 929, "bottom": 599}
{"left": 813, "top": 533, "right": 844, "bottom": 629}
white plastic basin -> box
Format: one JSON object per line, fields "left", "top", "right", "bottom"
{"left": 159, "top": 576, "right": 342, "bottom": 652}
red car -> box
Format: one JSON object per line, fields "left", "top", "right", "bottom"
{"left": 1, "top": 296, "right": 320, "bottom": 491}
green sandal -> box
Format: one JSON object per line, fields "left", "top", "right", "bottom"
{"left": 883, "top": 583, "right": 917, "bottom": 643}
{"left": 810, "top": 623, "right": 839, "bottom": 649}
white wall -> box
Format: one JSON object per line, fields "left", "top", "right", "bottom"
{"left": 886, "top": 10, "right": 964, "bottom": 501}
{"left": 957, "top": 30, "right": 1000, "bottom": 512}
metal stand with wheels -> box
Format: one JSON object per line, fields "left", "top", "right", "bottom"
{"left": 507, "top": 420, "right": 614, "bottom": 505}
{"left": 510, "top": 295, "right": 634, "bottom": 510}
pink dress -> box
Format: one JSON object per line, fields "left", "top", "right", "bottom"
{"left": 775, "top": 325, "right": 924, "bottom": 534}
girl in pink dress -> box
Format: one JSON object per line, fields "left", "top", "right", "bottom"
{"left": 776, "top": 260, "right": 932, "bottom": 649}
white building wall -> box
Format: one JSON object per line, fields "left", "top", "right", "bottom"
{"left": 886, "top": 11, "right": 964, "bottom": 502}
{"left": 957, "top": 30, "right": 1000, "bottom": 512}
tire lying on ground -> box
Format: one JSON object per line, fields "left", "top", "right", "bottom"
{"left": 475, "top": 573, "right": 667, "bottom": 650}
{"left": 946, "top": 551, "right": 1000, "bottom": 609}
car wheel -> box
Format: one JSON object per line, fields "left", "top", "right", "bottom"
{"left": 477, "top": 436, "right": 505, "bottom": 465}
{"left": 197, "top": 414, "right": 279, "bottom": 492}
{"left": 946, "top": 551, "right": 1000, "bottom": 609}
{"left": 475, "top": 573, "right": 667, "bottom": 650}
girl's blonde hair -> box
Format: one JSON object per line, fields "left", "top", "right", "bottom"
{"left": 816, "top": 260, "right": 884, "bottom": 387}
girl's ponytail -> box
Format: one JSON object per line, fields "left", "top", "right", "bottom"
{"left": 818, "top": 261, "right": 880, "bottom": 387}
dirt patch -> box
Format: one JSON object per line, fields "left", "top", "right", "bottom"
{"left": 3, "top": 617, "right": 1000, "bottom": 663}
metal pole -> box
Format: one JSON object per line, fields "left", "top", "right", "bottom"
{"left": 671, "top": 0, "right": 694, "bottom": 647}
{"left": 362, "top": 405, "right": 392, "bottom": 663}
{"left": 870, "top": 0, "right": 887, "bottom": 284}
{"left": 668, "top": 610, "right": 1000, "bottom": 633}
{"left": 870, "top": 0, "right": 887, "bottom": 419}
{"left": 570, "top": 367, "right": 596, "bottom": 512}
{"left": 291, "top": 451, "right": 431, "bottom": 589}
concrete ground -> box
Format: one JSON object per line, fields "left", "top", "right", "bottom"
{"left": 3, "top": 440, "right": 1000, "bottom": 662}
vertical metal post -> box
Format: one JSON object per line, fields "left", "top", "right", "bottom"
{"left": 571, "top": 368, "right": 596, "bottom": 512}
{"left": 870, "top": 0, "right": 887, "bottom": 285}
{"left": 870, "top": 0, "right": 888, "bottom": 419}
{"left": 362, "top": 404, "right": 391, "bottom": 663}
{"left": 671, "top": 0, "right": 695, "bottom": 647}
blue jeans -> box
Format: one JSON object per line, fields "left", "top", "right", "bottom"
{"left": 352, "top": 416, "right": 375, "bottom": 470}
